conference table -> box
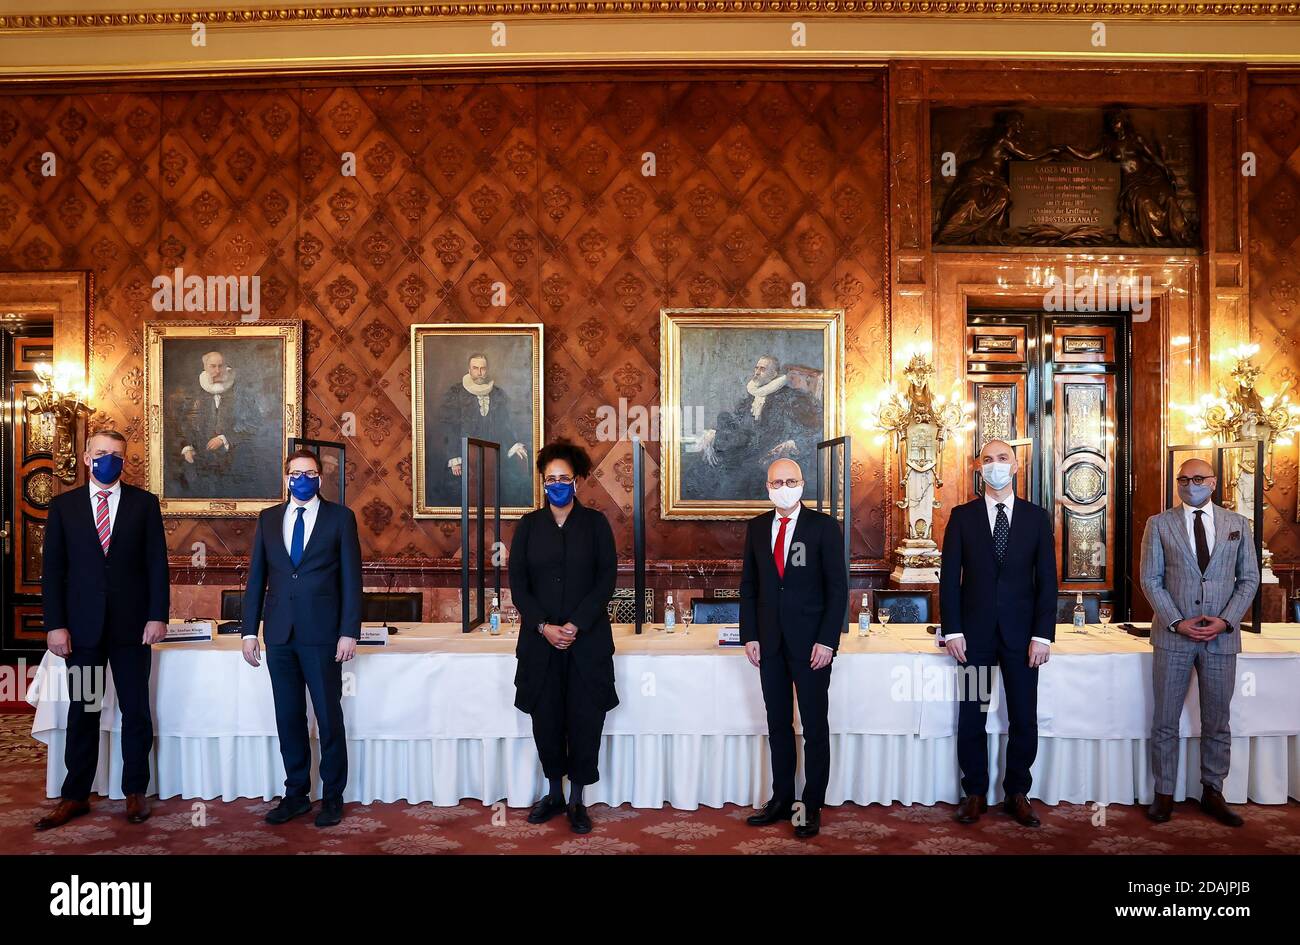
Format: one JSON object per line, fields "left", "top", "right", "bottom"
{"left": 27, "top": 622, "right": 1300, "bottom": 809}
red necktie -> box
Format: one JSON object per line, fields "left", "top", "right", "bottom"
{"left": 95, "top": 490, "right": 112, "bottom": 553}
{"left": 773, "top": 516, "right": 790, "bottom": 579}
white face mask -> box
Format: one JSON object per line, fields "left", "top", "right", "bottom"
{"left": 982, "top": 461, "right": 1013, "bottom": 490}
{"left": 768, "top": 484, "right": 804, "bottom": 509}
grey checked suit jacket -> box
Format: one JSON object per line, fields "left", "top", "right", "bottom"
{"left": 1139, "top": 504, "right": 1260, "bottom": 656}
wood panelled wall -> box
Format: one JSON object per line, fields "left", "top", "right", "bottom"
{"left": 1248, "top": 72, "right": 1300, "bottom": 581}
{"left": 0, "top": 73, "right": 890, "bottom": 571}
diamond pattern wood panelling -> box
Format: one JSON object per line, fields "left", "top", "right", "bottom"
{"left": 1249, "top": 77, "right": 1300, "bottom": 565}
{"left": 0, "top": 75, "right": 888, "bottom": 566}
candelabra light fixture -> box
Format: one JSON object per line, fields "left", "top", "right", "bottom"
{"left": 863, "top": 346, "right": 975, "bottom": 584}
{"left": 27, "top": 361, "right": 93, "bottom": 484}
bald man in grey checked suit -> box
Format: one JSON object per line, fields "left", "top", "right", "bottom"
{"left": 1139, "top": 457, "right": 1259, "bottom": 827}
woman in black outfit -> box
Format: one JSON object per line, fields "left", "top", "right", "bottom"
{"left": 508, "top": 439, "right": 618, "bottom": 834}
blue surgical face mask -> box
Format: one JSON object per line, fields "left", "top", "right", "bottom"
{"left": 91, "top": 452, "right": 124, "bottom": 485}
{"left": 982, "top": 461, "right": 1013, "bottom": 491}
{"left": 1178, "top": 482, "right": 1214, "bottom": 508}
{"left": 288, "top": 473, "right": 320, "bottom": 502}
{"left": 544, "top": 480, "right": 575, "bottom": 507}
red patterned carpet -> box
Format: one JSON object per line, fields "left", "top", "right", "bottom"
{"left": 2, "top": 713, "right": 1297, "bottom": 855}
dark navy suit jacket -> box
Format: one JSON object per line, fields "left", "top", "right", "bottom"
{"left": 738, "top": 506, "right": 849, "bottom": 657}
{"left": 939, "top": 495, "right": 1059, "bottom": 647}
{"left": 241, "top": 498, "right": 362, "bottom": 646}
{"left": 42, "top": 482, "right": 170, "bottom": 646}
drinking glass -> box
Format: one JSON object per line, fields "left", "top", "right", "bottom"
{"left": 505, "top": 606, "right": 519, "bottom": 635}
{"left": 681, "top": 605, "right": 693, "bottom": 636}
{"left": 877, "top": 607, "right": 891, "bottom": 635}
{"left": 1098, "top": 603, "right": 1113, "bottom": 634}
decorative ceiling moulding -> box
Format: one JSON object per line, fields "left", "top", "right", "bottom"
{"left": 5, "top": 3, "right": 1300, "bottom": 30}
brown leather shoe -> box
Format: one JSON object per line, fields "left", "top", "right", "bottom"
{"left": 955, "top": 794, "right": 987, "bottom": 824}
{"left": 1199, "top": 785, "right": 1244, "bottom": 828}
{"left": 34, "top": 799, "right": 90, "bottom": 831}
{"left": 1147, "top": 791, "right": 1173, "bottom": 823}
{"left": 1002, "top": 793, "right": 1041, "bottom": 827}
{"left": 125, "top": 793, "right": 152, "bottom": 824}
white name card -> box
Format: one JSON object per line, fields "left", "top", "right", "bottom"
{"left": 717, "top": 625, "right": 742, "bottom": 646}
{"left": 358, "top": 624, "right": 389, "bottom": 646}
{"left": 162, "top": 621, "right": 214, "bottom": 644}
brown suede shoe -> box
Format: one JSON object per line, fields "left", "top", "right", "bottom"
{"left": 1199, "top": 785, "right": 1244, "bottom": 828}
{"left": 1002, "top": 793, "right": 1041, "bottom": 827}
{"left": 35, "top": 799, "right": 90, "bottom": 831}
{"left": 1147, "top": 792, "right": 1173, "bottom": 823}
{"left": 125, "top": 793, "right": 152, "bottom": 824}
{"left": 955, "top": 794, "right": 987, "bottom": 824}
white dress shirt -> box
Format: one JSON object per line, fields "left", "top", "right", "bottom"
{"left": 946, "top": 491, "right": 1052, "bottom": 648}
{"left": 282, "top": 495, "right": 321, "bottom": 555}
{"left": 88, "top": 479, "right": 122, "bottom": 536}
{"left": 769, "top": 502, "right": 801, "bottom": 562}
{"left": 1182, "top": 501, "right": 1215, "bottom": 556}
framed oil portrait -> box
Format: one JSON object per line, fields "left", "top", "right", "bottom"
{"left": 411, "top": 323, "right": 544, "bottom": 518}
{"left": 660, "top": 308, "right": 844, "bottom": 520}
{"left": 145, "top": 320, "right": 303, "bottom": 516}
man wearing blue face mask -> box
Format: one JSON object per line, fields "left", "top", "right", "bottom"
{"left": 939, "top": 438, "right": 1057, "bottom": 827}
{"left": 37, "top": 430, "right": 170, "bottom": 831}
{"left": 1140, "top": 457, "right": 1258, "bottom": 827}
{"left": 241, "top": 448, "right": 362, "bottom": 828}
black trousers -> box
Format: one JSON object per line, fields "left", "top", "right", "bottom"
{"left": 62, "top": 639, "right": 153, "bottom": 801}
{"left": 957, "top": 634, "right": 1039, "bottom": 797}
{"left": 266, "top": 634, "right": 348, "bottom": 801}
{"left": 529, "top": 649, "right": 607, "bottom": 786}
{"left": 758, "top": 634, "right": 833, "bottom": 811}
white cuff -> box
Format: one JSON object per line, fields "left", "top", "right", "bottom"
{"left": 241, "top": 634, "right": 257, "bottom": 640}
{"left": 1031, "top": 637, "right": 1052, "bottom": 646}
{"left": 219, "top": 434, "right": 230, "bottom": 450}
{"left": 943, "top": 632, "right": 964, "bottom": 640}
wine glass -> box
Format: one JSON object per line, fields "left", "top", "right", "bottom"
{"left": 681, "top": 603, "right": 693, "bottom": 636}
{"left": 505, "top": 605, "right": 519, "bottom": 635}
{"left": 876, "top": 607, "right": 891, "bottom": 635}
{"left": 1098, "top": 603, "right": 1113, "bottom": 635}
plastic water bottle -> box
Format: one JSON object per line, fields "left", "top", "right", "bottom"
{"left": 489, "top": 596, "right": 501, "bottom": 635}
{"left": 664, "top": 595, "right": 676, "bottom": 633}
{"left": 857, "top": 593, "right": 871, "bottom": 637}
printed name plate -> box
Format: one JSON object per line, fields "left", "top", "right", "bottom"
{"left": 717, "top": 625, "right": 742, "bottom": 646}
{"left": 358, "top": 624, "right": 389, "bottom": 646}
{"left": 162, "top": 621, "right": 214, "bottom": 643}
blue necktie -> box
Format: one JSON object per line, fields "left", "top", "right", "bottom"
{"left": 993, "top": 503, "right": 1010, "bottom": 564}
{"left": 290, "top": 506, "right": 306, "bottom": 567}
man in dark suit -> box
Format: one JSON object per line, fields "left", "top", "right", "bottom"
{"left": 939, "top": 438, "right": 1058, "bottom": 827}
{"left": 740, "top": 457, "right": 848, "bottom": 839}
{"left": 36, "top": 430, "right": 170, "bottom": 831}
{"left": 241, "top": 448, "right": 362, "bottom": 827}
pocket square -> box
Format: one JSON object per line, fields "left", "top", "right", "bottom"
{"left": 1228, "top": 530, "right": 1240, "bottom": 541}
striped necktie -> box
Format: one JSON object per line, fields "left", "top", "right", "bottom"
{"left": 95, "top": 490, "right": 112, "bottom": 553}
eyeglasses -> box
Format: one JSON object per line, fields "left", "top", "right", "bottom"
{"left": 1175, "top": 475, "right": 1213, "bottom": 486}
{"left": 543, "top": 475, "right": 574, "bottom": 485}
{"left": 288, "top": 471, "right": 320, "bottom": 480}
{"left": 767, "top": 478, "right": 803, "bottom": 489}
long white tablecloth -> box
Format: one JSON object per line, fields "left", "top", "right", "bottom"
{"left": 27, "top": 623, "right": 1300, "bottom": 808}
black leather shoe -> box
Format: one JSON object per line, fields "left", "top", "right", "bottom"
{"left": 1199, "top": 785, "right": 1244, "bottom": 828}
{"left": 793, "top": 808, "right": 821, "bottom": 839}
{"left": 527, "top": 794, "right": 567, "bottom": 824}
{"left": 955, "top": 794, "right": 988, "bottom": 824}
{"left": 567, "top": 802, "right": 592, "bottom": 834}
{"left": 746, "top": 799, "right": 795, "bottom": 826}
{"left": 315, "top": 798, "right": 343, "bottom": 828}
{"left": 265, "top": 796, "right": 312, "bottom": 825}
{"left": 1147, "top": 792, "right": 1173, "bottom": 823}
{"left": 1002, "top": 793, "right": 1041, "bottom": 827}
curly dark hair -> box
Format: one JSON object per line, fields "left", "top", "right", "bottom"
{"left": 535, "top": 438, "right": 592, "bottom": 479}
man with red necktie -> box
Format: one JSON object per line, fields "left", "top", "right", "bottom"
{"left": 739, "top": 457, "right": 848, "bottom": 839}
{"left": 36, "top": 430, "right": 170, "bottom": 831}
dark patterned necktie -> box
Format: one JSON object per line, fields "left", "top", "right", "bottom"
{"left": 1193, "top": 509, "right": 1211, "bottom": 572}
{"left": 993, "top": 503, "right": 1010, "bottom": 563}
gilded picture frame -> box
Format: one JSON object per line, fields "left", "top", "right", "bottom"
{"left": 411, "top": 323, "right": 544, "bottom": 519}
{"left": 145, "top": 320, "right": 303, "bottom": 517}
{"left": 660, "top": 308, "right": 845, "bottom": 520}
